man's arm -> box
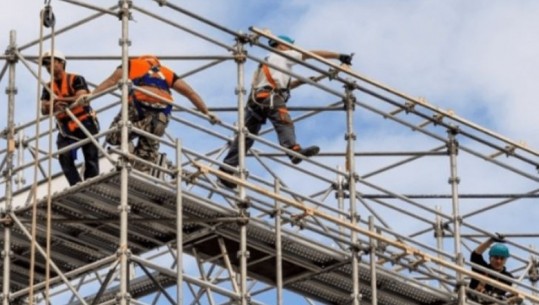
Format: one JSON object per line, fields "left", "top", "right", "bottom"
{"left": 305, "top": 50, "right": 353, "bottom": 66}
{"left": 93, "top": 68, "right": 122, "bottom": 95}
{"left": 171, "top": 78, "right": 220, "bottom": 124}
{"left": 474, "top": 237, "right": 495, "bottom": 255}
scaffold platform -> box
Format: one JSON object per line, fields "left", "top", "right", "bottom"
{"left": 3, "top": 170, "right": 452, "bottom": 305}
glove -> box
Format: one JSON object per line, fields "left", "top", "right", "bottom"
{"left": 492, "top": 232, "right": 506, "bottom": 243}
{"left": 75, "top": 93, "right": 90, "bottom": 106}
{"left": 53, "top": 101, "right": 68, "bottom": 112}
{"left": 207, "top": 112, "right": 221, "bottom": 125}
{"left": 339, "top": 53, "right": 353, "bottom": 65}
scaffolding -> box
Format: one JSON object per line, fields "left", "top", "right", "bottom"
{"left": 1, "top": 1, "right": 539, "bottom": 305}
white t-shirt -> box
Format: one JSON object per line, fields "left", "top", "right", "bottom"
{"left": 255, "top": 49, "right": 303, "bottom": 89}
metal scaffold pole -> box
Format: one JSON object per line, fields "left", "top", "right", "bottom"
{"left": 345, "top": 84, "right": 361, "bottom": 304}
{"left": 176, "top": 139, "right": 183, "bottom": 305}
{"left": 369, "top": 216, "right": 378, "bottom": 305}
{"left": 274, "top": 179, "right": 283, "bottom": 305}
{"left": 119, "top": 1, "right": 131, "bottom": 304}
{"left": 2, "top": 30, "right": 17, "bottom": 305}
{"left": 234, "top": 36, "right": 249, "bottom": 305}
{"left": 448, "top": 129, "right": 465, "bottom": 305}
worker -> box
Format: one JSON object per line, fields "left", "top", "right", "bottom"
{"left": 469, "top": 234, "right": 518, "bottom": 303}
{"left": 218, "top": 35, "right": 353, "bottom": 188}
{"left": 92, "top": 55, "right": 219, "bottom": 172}
{"left": 40, "top": 50, "right": 100, "bottom": 186}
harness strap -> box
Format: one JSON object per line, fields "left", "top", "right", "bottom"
{"left": 261, "top": 64, "right": 277, "bottom": 89}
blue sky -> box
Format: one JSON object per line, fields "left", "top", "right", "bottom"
{"left": 1, "top": 0, "right": 539, "bottom": 304}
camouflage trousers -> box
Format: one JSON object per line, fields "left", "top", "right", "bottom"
{"left": 106, "top": 105, "right": 169, "bottom": 172}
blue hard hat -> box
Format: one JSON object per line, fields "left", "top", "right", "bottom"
{"left": 268, "top": 35, "right": 295, "bottom": 47}
{"left": 489, "top": 243, "right": 510, "bottom": 258}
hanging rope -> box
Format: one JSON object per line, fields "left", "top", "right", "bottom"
{"left": 29, "top": 1, "right": 57, "bottom": 304}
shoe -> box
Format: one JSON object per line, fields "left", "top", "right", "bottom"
{"left": 289, "top": 145, "right": 320, "bottom": 165}
{"left": 218, "top": 167, "right": 237, "bottom": 189}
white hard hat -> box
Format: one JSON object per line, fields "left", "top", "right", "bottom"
{"left": 41, "top": 50, "right": 66, "bottom": 63}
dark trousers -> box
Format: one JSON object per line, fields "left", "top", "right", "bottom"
{"left": 222, "top": 92, "right": 296, "bottom": 167}
{"left": 57, "top": 119, "right": 100, "bottom": 186}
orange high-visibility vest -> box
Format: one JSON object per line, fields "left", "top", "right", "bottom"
{"left": 129, "top": 56, "right": 174, "bottom": 105}
{"left": 49, "top": 73, "right": 90, "bottom": 132}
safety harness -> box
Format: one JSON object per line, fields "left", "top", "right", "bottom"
{"left": 129, "top": 56, "right": 174, "bottom": 119}
{"left": 250, "top": 61, "right": 291, "bottom": 110}
{"left": 49, "top": 73, "right": 95, "bottom": 134}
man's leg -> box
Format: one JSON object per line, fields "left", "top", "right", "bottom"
{"left": 133, "top": 111, "right": 168, "bottom": 172}
{"left": 106, "top": 106, "right": 138, "bottom": 146}
{"left": 219, "top": 106, "right": 264, "bottom": 188}
{"left": 268, "top": 103, "right": 319, "bottom": 165}
{"left": 81, "top": 120, "right": 100, "bottom": 180}
{"left": 57, "top": 133, "right": 82, "bottom": 186}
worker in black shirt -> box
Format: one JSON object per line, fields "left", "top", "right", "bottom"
{"left": 469, "top": 234, "right": 517, "bottom": 303}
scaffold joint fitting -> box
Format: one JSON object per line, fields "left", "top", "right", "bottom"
{"left": 233, "top": 48, "right": 247, "bottom": 63}
{"left": 1, "top": 214, "right": 14, "bottom": 227}
{"left": 236, "top": 216, "right": 249, "bottom": 226}
{"left": 117, "top": 204, "right": 131, "bottom": 213}
{"left": 447, "top": 124, "right": 460, "bottom": 135}
{"left": 156, "top": 0, "right": 167, "bottom": 6}
{"left": 116, "top": 292, "right": 132, "bottom": 302}
{"left": 4, "top": 45, "right": 18, "bottom": 64}
{"left": 5, "top": 86, "right": 18, "bottom": 95}
{"left": 344, "top": 132, "right": 357, "bottom": 141}
{"left": 236, "top": 198, "right": 251, "bottom": 210}
{"left": 234, "top": 86, "right": 247, "bottom": 95}
{"left": 447, "top": 176, "right": 460, "bottom": 184}
{"left": 117, "top": 0, "right": 133, "bottom": 19}
{"left": 236, "top": 33, "right": 251, "bottom": 45}
{"left": 236, "top": 250, "right": 250, "bottom": 259}
{"left": 404, "top": 101, "right": 415, "bottom": 113}
{"left": 118, "top": 38, "right": 132, "bottom": 47}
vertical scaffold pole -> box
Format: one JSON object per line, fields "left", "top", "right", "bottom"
{"left": 336, "top": 166, "right": 345, "bottom": 237}
{"left": 176, "top": 139, "right": 183, "bottom": 305}
{"left": 448, "top": 129, "right": 465, "bottom": 305}
{"left": 344, "top": 84, "right": 360, "bottom": 304}
{"left": 369, "top": 216, "right": 378, "bottom": 305}
{"left": 274, "top": 179, "right": 283, "bottom": 305}
{"left": 435, "top": 205, "right": 444, "bottom": 289}
{"left": 118, "top": 1, "right": 132, "bottom": 304}
{"left": 2, "top": 30, "right": 17, "bottom": 305}
{"left": 233, "top": 36, "right": 249, "bottom": 305}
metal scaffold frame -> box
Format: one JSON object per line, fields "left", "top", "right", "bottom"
{"left": 1, "top": 1, "right": 539, "bottom": 305}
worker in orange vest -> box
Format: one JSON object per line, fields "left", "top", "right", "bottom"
{"left": 93, "top": 55, "right": 219, "bottom": 172}
{"left": 40, "top": 50, "right": 100, "bottom": 186}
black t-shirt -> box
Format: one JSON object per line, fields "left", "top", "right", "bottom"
{"left": 469, "top": 251, "right": 514, "bottom": 296}
{"left": 41, "top": 74, "right": 89, "bottom": 101}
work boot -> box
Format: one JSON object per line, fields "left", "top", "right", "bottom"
{"left": 218, "top": 166, "right": 237, "bottom": 189}
{"left": 289, "top": 145, "right": 320, "bottom": 165}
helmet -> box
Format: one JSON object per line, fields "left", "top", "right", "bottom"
{"left": 268, "top": 35, "right": 295, "bottom": 47}
{"left": 41, "top": 50, "right": 66, "bottom": 64}
{"left": 489, "top": 243, "right": 510, "bottom": 258}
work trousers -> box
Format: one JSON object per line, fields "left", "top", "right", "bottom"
{"left": 222, "top": 91, "right": 296, "bottom": 167}
{"left": 57, "top": 119, "right": 100, "bottom": 186}
{"left": 106, "top": 104, "right": 169, "bottom": 172}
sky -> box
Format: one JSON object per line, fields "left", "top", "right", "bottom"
{"left": 1, "top": 0, "right": 539, "bottom": 304}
